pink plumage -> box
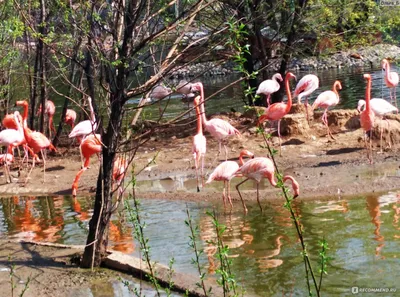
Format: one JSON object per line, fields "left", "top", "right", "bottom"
{"left": 192, "top": 96, "right": 206, "bottom": 192}
{"left": 360, "top": 74, "right": 375, "bottom": 164}
{"left": 382, "top": 59, "right": 399, "bottom": 110}
{"left": 312, "top": 80, "right": 342, "bottom": 139}
{"left": 192, "top": 82, "right": 240, "bottom": 160}
{"left": 206, "top": 150, "right": 254, "bottom": 209}
{"left": 294, "top": 74, "right": 319, "bottom": 103}
{"left": 69, "top": 97, "right": 97, "bottom": 140}
{"left": 65, "top": 109, "right": 77, "bottom": 128}
{"left": 258, "top": 72, "right": 296, "bottom": 155}
{"left": 235, "top": 156, "right": 300, "bottom": 213}
{"left": 38, "top": 100, "right": 56, "bottom": 135}
{"left": 256, "top": 73, "right": 283, "bottom": 106}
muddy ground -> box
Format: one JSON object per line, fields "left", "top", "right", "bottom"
{"left": 1, "top": 105, "right": 400, "bottom": 203}
{"left": 1, "top": 105, "right": 400, "bottom": 297}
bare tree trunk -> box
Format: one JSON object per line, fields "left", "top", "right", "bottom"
{"left": 81, "top": 93, "right": 123, "bottom": 268}
{"left": 38, "top": 0, "right": 47, "bottom": 133}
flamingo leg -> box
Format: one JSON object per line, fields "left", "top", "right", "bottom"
{"left": 222, "top": 182, "right": 227, "bottom": 208}
{"left": 224, "top": 143, "right": 228, "bottom": 161}
{"left": 194, "top": 154, "right": 200, "bottom": 192}
{"left": 201, "top": 153, "right": 205, "bottom": 188}
{"left": 304, "top": 97, "right": 310, "bottom": 125}
{"left": 235, "top": 178, "right": 249, "bottom": 213}
{"left": 41, "top": 149, "right": 46, "bottom": 183}
{"left": 256, "top": 183, "right": 263, "bottom": 212}
{"left": 266, "top": 94, "right": 271, "bottom": 107}
{"left": 385, "top": 118, "right": 392, "bottom": 148}
{"left": 25, "top": 153, "right": 36, "bottom": 184}
{"left": 227, "top": 180, "right": 233, "bottom": 210}
{"left": 72, "top": 167, "right": 87, "bottom": 197}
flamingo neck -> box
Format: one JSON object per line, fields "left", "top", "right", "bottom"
{"left": 199, "top": 96, "right": 208, "bottom": 126}
{"left": 283, "top": 175, "right": 300, "bottom": 196}
{"left": 332, "top": 81, "right": 341, "bottom": 96}
{"left": 195, "top": 101, "right": 203, "bottom": 134}
{"left": 284, "top": 75, "right": 293, "bottom": 113}
{"left": 384, "top": 60, "right": 391, "bottom": 76}
{"left": 238, "top": 154, "right": 245, "bottom": 166}
{"left": 365, "top": 78, "right": 371, "bottom": 111}
{"left": 23, "top": 126, "right": 32, "bottom": 142}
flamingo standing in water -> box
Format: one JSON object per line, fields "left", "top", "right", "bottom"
{"left": 357, "top": 98, "right": 398, "bottom": 152}
{"left": 191, "top": 82, "right": 241, "bottom": 160}
{"left": 312, "top": 80, "right": 342, "bottom": 139}
{"left": 206, "top": 149, "right": 254, "bottom": 209}
{"left": 256, "top": 73, "right": 283, "bottom": 106}
{"left": 258, "top": 72, "right": 296, "bottom": 155}
{"left": 37, "top": 100, "right": 56, "bottom": 137}
{"left": 234, "top": 156, "right": 300, "bottom": 213}
{"left": 65, "top": 109, "right": 77, "bottom": 129}
{"left": 361, "top": 74, "right": 375, "bottom": 164}
{"left": 382, "top": 59, "right": 399, "bottom": 110}
{"left": 293, "top": 74, "right": 319, "bottom": 122}
{"left": 71, "top": 134, "right": 102, "bottom": 197}
{"left": 192, "top": 96, "right": 207, "bottom": 192}
{"left": 0, "top": 112, "right": 24, "bottom": 183}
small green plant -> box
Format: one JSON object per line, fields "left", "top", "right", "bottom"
{"left": 207, "top": 210, "right": 245, "bottom": 297}
{"left": 8, "top": 256, "right": 30, "bottom": 297}
{"left": 185, "top": 208, "right": 211, "bottom": 296}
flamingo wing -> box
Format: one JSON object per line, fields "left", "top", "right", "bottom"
{"left": 312, "top": 91, "right": 339, "bottom": 110}
{"left": 207, "top": 161, "right": 239, "bottom": 183}
{"left": 256, "top": 80, "right": 280, "bottom": 95}
{"left": 206, "top": 118, "right": 240, "bottom": 140}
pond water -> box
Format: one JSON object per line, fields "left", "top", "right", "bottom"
{"left": 129, "top": 65, "right": 400, "bottom": 121}
{"left": 0, "top": 193, "right": 399, "bottom": 296}
{"left": 14, "top": 64, "right": 399, "bottom": 127}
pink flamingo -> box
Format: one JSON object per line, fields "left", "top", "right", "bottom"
{"left": 69, "top": 96, "right": 97, "bottom": 142}
{"left": 72, "top": 134, "right": 102, "bottom": 197}
{"left": 2, "top": 112, "right": 23, "bottom": 130}
{"left": 256, "top": 73, "right": 283, "bottom": 106}
{"left": 293, "top": 74, "right": 319, "bottom": 122}
{"left": 23, "top": 122, "right": 57, "bottom": 183}
{"left": 234, "top": 157, "right": 300, "bottom": 213}
{"left": 0, "top": 152, "right": 14, "bottom": 166}
{"left": 191, "top": 82, "right": 241, "bottom": 160}
{"left": 192, "top": 96, "right": 207, "bottom": 192}
{"left": 65, "top": 109, "right": 77, "bottom": 129}
{"left": 357, "top": 98, "right": 398, "bottom": 151}
{"left": 312, "top": 80, "right": 342, "bottom": 139}
{"left": 382, "top": 59, "right": 399, "bottom": 110}
{"left": 361, "top": 74, "right": 375, "bottom": 164}
{"left": 112, "top": 156, "right": 129, "bottom": 196}
{"left": 37, "top": 100, "right": 56, "bottom": 137}
{"left": 0, "top": 111, "right": 24, "bottom": 183}
{"left": 206, "top": 149, "right": 254, "bottom": 209}
{"left": 258, "top": 72, "right": 296, "bottom": 155}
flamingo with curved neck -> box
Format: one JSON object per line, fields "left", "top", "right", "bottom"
{"left": 382, "top": 59, "right": 399, "bottom": 110}
{"left": 191, "top": 82, "right": 241, "bottom": 160}
{"left": 192, "top": 96, "right": 207, "bottom": 192}
{"left": 206, "top": 149, "right": 254, "bottom": 209}
{"left": 256, "top": 73, "right": 283, "bottom": 106}
{"left": 235, "top": 156, "right": 300, "bottom": 213}
{"left": 258, "top": 72, "right": 296, "bottom": 155}
{"left": 360, "top": 74, "right": 375, "bottom": 164}
{"left": 312, "top": 80, "right": 342, "bottom": 139}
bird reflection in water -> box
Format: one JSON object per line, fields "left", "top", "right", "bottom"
{"left": 366, "top": 195, "right": 384, "bottom": 259}
{"left": 255, "top": 235, "right": 287, "bottom": 271}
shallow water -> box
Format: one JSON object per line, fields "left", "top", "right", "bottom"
{"left": 0, "top": 192, "right": 399, "bottom": 296}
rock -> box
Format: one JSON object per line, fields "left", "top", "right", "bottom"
{"left": 280, "top": 113, "right": 310, "bottom": 136}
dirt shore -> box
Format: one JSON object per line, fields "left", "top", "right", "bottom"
{"left": 0, "top": 106, "right": 399, "bottom": 203}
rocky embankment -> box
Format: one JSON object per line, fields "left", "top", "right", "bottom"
{"left": 170, "top": 43, "right": 400, "bottom": 78}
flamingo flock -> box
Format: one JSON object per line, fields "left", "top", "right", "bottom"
{"left": 0, "top": 58, "right": 398, "bottom": 214}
